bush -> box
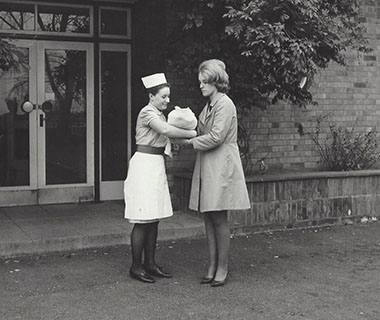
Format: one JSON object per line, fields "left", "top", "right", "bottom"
{"left": 308, "top": 116, "right": 380, "bottom": 171}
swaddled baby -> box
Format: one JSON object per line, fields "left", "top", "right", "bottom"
{"left": 167, "top": 106, "right": 197, "bottom": 130}
{"left": 165, "top": 106, "right": 197, "bottom": 157}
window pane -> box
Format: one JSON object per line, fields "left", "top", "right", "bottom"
{"left": 37, "top": 5, "right": 90, "bottom": 34}
{"left": 100, "top": 9, "right": 128, "bottom": 36}
{"left": 101, "top": 51, "right": 128, "bottom": 181}
{"left": 0, "top": 3, "right": 34, "bottom": 31}
{"left": 44, "top": 49, "right": 87, "bottom": 184}
{"left": 0, "top": 47, "right": 30, "bottom": 186}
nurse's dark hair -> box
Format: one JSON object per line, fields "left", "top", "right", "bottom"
{"left": 147, "top": 83, "right": 171, "bottom": 95}
{"left": 198, "top": 59, "right": 230, "bottom": 93}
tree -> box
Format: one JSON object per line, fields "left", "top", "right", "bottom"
{"left": 165, "top": 0, "right": 372, "bottom": 109}
{"left": 0, "top": 40, "right": 20, "bottom": 72}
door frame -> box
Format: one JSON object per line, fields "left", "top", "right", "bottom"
{"left": 99, "top": 43, "right": 132, "bottom": 201}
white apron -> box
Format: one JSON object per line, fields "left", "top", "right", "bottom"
{"left": 124, "top": 152, "right": 173, "bottom": 223}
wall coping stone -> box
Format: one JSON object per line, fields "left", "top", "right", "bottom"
{"left": 174, "top": 169, "right": 380, "bottom": 183}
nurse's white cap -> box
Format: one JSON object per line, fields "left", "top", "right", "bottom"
{"left": 141, "top": 73, "right": 167, "bottom": 89}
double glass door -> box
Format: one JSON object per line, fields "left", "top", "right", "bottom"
{"left": 0, "top": 40, "right": 94, "bottom": 205}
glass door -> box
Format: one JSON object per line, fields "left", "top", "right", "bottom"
{"left": 36, "top": 41, "right": 94, "bottom": 204}
{"left": 0, "top": 40, "right": 38, "bottom": 206}
{"left": 99, "top": 43, "right": 131, "bottom": 200}
{"left": 0, "top": 40, "right": 94, "bottom": 206}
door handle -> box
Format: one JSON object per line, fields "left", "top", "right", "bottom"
{"left": 21, "top": 101, "right": 37, "bottom": 113}
{"left": 39, "top": 114, "right": 45, "bottom": 127}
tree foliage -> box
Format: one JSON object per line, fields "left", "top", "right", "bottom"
{"left": 165, "top": 0, "right": 372, "bottom": 109}
{"left": 0, "top": 39, "right": 19, "bottom": 71}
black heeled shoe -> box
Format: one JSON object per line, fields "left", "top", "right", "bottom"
{"left": 129, "top": 268, "right": 155, "bottom": 283}
{"left": 210, "top": 273, "right": 228, "bottom": 287}
{"left": 144, "top": 265, "right": 172, "bottom": 278}
{"left": 200, "top": 270, "right": 216, "bottom": 284}
{"left": 200, "top": 276, "right": 214, "bottom": 284}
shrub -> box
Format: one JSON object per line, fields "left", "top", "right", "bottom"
{"left": 308, "top": 116, "right": 380, "bottom": 171}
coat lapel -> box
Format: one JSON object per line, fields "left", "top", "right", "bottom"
{"left": 205, "top": 102, "right": 213, "bottom": 122}
{"left": 198, "top": 105, "right": 208, "bottom": 126}
{"left": 204, "top": 93, "right": 225, "bottom": 122}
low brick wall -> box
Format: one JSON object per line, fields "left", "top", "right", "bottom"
{"left": 173, "top": 170, "right": 380, "bottom": 234}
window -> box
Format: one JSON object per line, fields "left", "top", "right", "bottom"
{"left": 0, "top": 2, "right": 92, "bottom": 36}
{"left": 37, "top": 4, "right": 90, "bottom": 34}
{"left": 0, "top": 3, "right": 34, "bottom": 31}
{"left": 100, "top": 7, "right": 130, "bottom": 39}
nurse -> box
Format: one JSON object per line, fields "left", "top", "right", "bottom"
{"left": 185, "top": 59, "right": 251, "bottom": 287}
{"left": 124, "top": 73, "right": 197, "bottom": 283}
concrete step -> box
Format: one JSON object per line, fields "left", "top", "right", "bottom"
{"left": 0, "top": 201, "right": 205, "bottom": 258}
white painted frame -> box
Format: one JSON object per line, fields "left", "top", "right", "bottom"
{"left": 99, "top": 43, "right": 131, "bottom": 201}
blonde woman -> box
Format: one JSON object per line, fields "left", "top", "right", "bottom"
{"left": 183, "top": 60, "right": 250, "bottom": 286}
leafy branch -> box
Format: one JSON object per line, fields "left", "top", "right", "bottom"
{"left": 165, "top": 0, "right": 372, "bottom": 109}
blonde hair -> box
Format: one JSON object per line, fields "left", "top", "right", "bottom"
{"left": 198, "top": 59, "right": 230, "bottom": 93}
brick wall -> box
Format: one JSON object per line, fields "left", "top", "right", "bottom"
{"left": 174, "top": 170, "right": 380, "bottom": 233}
{"left": 160, "top": 0, "right": 380, "bottom": 176}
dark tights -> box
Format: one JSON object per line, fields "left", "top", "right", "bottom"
{"left": 130, "top": 221, "right": 159, "bottom": 272}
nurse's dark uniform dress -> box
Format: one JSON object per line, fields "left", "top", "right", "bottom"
{"left": 124, "top": 103, "right": 173, "bottom": 223}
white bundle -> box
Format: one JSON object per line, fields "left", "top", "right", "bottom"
{"left": 167, "top": 106, "right": 197, "bottom": 130}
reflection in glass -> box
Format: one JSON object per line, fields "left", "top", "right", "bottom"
{"left": 0, "top": 3, "right": 34, "bottom": 31}
{"left": 0, "top": 48, "right": 30, "bottom": 186}
{"left": 44, "top": 49, "right": 87, "bottom": 184}
{"left": 37, "top": 5, "right": 90, "bottom": 34}
{"left": 100, "top": 9, "right": 128, "bottom": 36}
{"left": 101, "top": 51, "right": 128, "bottom": 181}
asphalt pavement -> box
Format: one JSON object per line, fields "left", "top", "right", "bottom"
{"left": 1, "top": 221, "right": 380, "bottom": 320}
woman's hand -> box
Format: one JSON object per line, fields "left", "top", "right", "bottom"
{"left": 171, "top": 138, "right": 193, "bottom": 145}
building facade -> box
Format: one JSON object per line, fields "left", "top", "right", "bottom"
{"left": 1, "top": 0, "right": 380, "bottom": 208}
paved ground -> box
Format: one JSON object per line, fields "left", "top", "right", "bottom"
{"left": 0, "top": 202, "right": 205, "bottom": 258}
{"left": 1, "top": 222, "right": 380, "bottom": 320}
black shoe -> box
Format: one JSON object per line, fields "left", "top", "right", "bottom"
{"left": 200, "top": 277, "right": 214, "bottom": 284}
{"left": 144, "top": 266, "right": 172, "bottom": 278}
{"left": 129, "top": 268, "right": 155, "bottom": 283}
{"left": 210, "top": 273, "right": 228, "bottom": 287}
{"left": 210, "top": 278, "right": 227, "bottom": 287}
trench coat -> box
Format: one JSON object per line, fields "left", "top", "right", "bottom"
{"left": 189, "top": 93, "right": 251, "bottom": 213}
